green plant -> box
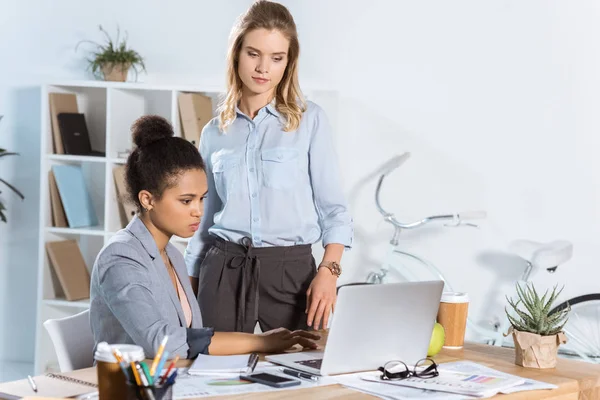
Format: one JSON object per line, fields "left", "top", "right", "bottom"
{"left": 0, "top": 116, "right": 25, "bottom": 223}
{"left": 76, "top": 25, "right": 146, "bottom": 80}
{"left": 506, "top": 283, "right": 570, "bottom": 336}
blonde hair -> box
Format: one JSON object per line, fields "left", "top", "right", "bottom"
{"left": 219, "top": 0, "right": 306, "bottom": 132}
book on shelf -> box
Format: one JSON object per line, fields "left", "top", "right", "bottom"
{"left": 48, "top": 170, "right": 68, "bottom": 228}
{"left": 56, "top": 112, "right": 105, "bottom": 157}
{"left": 51, "top": 164, "right": 98, "bottom": 228}
{"left": 113, "top": 165, "right": 137, "bottom": 228}
{"left": 45, "top": 240, "right": 91, "bottom": 301}
{"left": 178, "top": 92, "right": 213, "bottom": 146}
{"left": 49, "top": 93, "right": 79, "bottom": 155}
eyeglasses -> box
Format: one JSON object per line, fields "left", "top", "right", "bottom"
{"left": 378, "top": 358, "right": 439, "bottom": 381}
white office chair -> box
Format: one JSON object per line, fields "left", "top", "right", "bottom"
{"left": 43, "top": 309, "right": 95, "bottom": 372}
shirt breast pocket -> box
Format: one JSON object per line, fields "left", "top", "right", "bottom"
{"left": 261, "top": 147, "right": 299, "bottom": 189}
{"left": 212, "top": 154, "right": 240, "bottom": 198}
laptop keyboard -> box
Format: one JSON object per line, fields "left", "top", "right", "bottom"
{"left": 295, "top": 359, "right": 322, "bottom": 370}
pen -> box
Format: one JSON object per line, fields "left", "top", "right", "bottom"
{"left": 27, "top": 375, "right": 38, "bottom": 392}
{"left": 130, "top": 362, "right": 142, "bottom": 386}
{"left": 281, "top": 368, "right": 320, "bottom": 382}
{"left": 140, "top": 361, "right": 154, "bottom": 386}
{"left": 159, "top": 355, "right": 179, "bottom": 384}
{"left": 150, "top": 335, "right": 169, "bottom": 376}
{"left": 153, "top": 350, "right": 169, "bottom": 382}
{"left": 135, "top": 363, "right": 156, "bottom": 400}
{"left": 245, "top": 353, "right": 259, "bottom": 374}
{"left": 165, "top": 369, "right": 178, "bottom": 386}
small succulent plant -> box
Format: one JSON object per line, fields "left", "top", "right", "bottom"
{"left": 506, "top": 283, "right": 569, "bottom": 336}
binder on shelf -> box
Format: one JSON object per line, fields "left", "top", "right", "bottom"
{"left": 51, "top": 165, "right": 99, "bottom": 228}
{"left": 49, "top": 93, "right": 79, "bottom": 155}
{"left": 56, "top": 112, "right": 105, "bottom": 157}
{"left": 178, "top": 92, "right": 213, "bottom": 146}
{"left": 113, "top": 165, "right": 137, "bottom": 228}
{"left": 48, "top": 170, "right": 68, "bottom": 228}
{"left": 45, "top": 240, "right": 91, "bottom": 301}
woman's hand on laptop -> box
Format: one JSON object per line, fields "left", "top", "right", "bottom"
{"left": 258, "top": 328, "right": 320, "bottom": 353}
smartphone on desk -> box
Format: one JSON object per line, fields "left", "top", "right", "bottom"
{"left": 240, "top": 372, "right": 301, "bottom": 388}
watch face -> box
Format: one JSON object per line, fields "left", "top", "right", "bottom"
{"left": 332, "top": 262, "right": 341, "bottom": 275}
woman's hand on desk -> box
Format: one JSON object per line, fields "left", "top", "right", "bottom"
{"left": 258, "top": 328, "right": 320, "bottom": 353}
{"left": 306, "top": 267, "right": 338, "bottom": 330}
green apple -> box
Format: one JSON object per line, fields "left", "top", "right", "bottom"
{"left": 427, "top": 322, "right": 445, "bottom": 357}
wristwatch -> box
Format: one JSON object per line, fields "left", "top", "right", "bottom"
{"left": 318, "top": 261, "right": 342, "bottom": 277}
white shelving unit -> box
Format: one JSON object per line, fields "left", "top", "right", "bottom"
{"left": 33, "top": 81, "right": 223, "bottom": 374}
{"left": 33, "top": 80, "right": 336, "bottom": 374}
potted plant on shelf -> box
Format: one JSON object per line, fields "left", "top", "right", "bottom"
{"left": 505, "top": 283, "right": 569, "bottom": 368}
{"left": 76, "top": 25, "right": 146, "bottom": 82}
{"left": 0, "top": 116, "right": 25, "bottom": 223}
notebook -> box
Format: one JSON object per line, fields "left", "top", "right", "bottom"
{"left": 178, "top": 93, "right": 213, "bottom": 146}
{"left": 48, "top": 170, "right": 68, "bottom": 227}
{"left": 113, "top": 165, "right": 137, "bottom": 228}
{"left": 52, "top": 164, "right": 98, "bottom": 228}
{"left": 187, "top": 353, "right": 258, "bottom": 376}
{"left": 49, "top": 93, "right": 78, "bottom": 154}
{"left": 45, "top": 240, "right": 91, "bottom": 301}
{"left": 0, "top": 372, "right": 97, "bottom": 399}
{"left": 57, "top": 113, "right": 104, "bottom": 156}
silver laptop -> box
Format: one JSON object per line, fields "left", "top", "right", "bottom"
{"left": 266, "top": 280, "right": 444, "bottom": 376}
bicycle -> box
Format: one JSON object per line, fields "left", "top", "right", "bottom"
{"left": 365, "top": 152, "right": 600, "bottom": 363}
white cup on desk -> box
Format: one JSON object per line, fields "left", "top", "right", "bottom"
{"left": 95, "top": 342, "right": 144, "bottom": 400}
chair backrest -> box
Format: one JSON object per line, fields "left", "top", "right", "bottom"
{"left": 43, "top": 309, "right": 95, "bottom": 372}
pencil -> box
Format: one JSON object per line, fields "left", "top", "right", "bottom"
{"left": 150, "top": 335, "right": 169, "bottom": 376}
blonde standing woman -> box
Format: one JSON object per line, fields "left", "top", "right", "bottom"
{"left": 185, "top": 0, "right": 353, "bottom": 334}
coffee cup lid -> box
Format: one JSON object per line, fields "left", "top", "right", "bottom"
{"left": 441, "top": 292, "right": 469, "bottom": 303}
{"left": 94, "top": 342, "right": 145, "bottom": 363}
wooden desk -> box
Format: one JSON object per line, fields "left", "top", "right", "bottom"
{"left": 10, "top": 343, "right": 600, "bottom": 400}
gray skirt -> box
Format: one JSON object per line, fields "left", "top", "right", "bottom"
{"left": 197, "top": 237, "right": 317, "bottom": 333}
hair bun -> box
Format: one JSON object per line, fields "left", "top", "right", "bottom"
{"left": 132, "top": 115, "right": 174, "bottom": 148}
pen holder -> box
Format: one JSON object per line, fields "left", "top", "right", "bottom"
{"left": 126, "top": 382, "right": 174, "bottom": 400}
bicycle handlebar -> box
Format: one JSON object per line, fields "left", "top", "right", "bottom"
{"left": 375, "top": 153, "right": 486, "bottom": 229}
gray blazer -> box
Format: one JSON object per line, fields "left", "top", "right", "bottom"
{"left": 90, "top": 216, "right": 213, "bottom": 358}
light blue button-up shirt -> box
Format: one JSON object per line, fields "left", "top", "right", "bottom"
{"left": 185, "top": 100, "right": 353, "bottom": 277}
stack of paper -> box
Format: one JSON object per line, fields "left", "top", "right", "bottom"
{"left": 354, "top": 361, "right": 557, "bottom": 399}
{"left": 175, "top": 363, "right": 336, "bottom": 399}
{"left": 187, "top": 354, "right": 256, "bottom": 376}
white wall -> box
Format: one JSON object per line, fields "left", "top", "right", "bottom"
{"left": 279, "top": 0, "right": 600, "bottom": 338}
{"left": 0, "top": 0, "right": 246, "bottom": 364}
{"left": 1, "top": 0, "right": 599, "bottom": 365}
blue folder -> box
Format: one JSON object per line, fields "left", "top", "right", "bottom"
{"left": 51, "top": 165, "right": 99, "bottom": 228}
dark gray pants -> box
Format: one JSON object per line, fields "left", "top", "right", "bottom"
{"left": 197, "top": 238, "right": 317, "bottom": 333}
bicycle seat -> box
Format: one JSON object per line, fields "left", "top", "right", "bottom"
{"left": 509, "top": 240, "right": 573, "bottom": 270}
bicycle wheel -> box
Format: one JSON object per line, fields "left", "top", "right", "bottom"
{"left": 550, "top": 294, "right": 600, "bottom": 363}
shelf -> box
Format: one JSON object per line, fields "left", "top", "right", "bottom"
{"left": 35, "top": 81, "right": 238, "bottom": 374}
{"left": 47, "top": 154, "right": 106, "bottom": 163}
{"left": 42, "top": 298, "right": 90, "bottom": 309}
{"left": 46, "top": 79, "right": 226, "bottom": 93}
{"left": 46, "top": 226, "right": 106, "bottom": 236}
{"left": 45, "top": 79, "right": 335, "bottom": 93}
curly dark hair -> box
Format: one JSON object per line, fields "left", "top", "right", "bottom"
{"left": 125, "top": 115, "right": 205, "bottom": 212}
